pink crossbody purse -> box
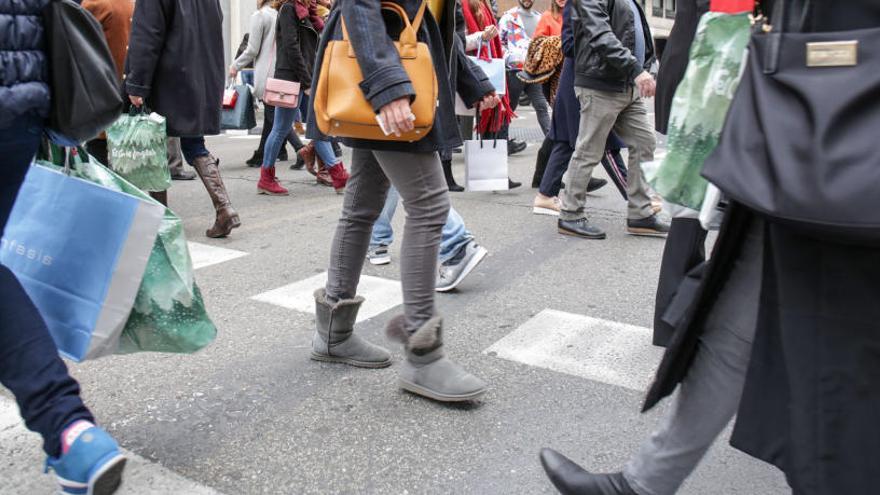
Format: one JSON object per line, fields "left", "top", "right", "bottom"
{"left": 264, "top": 42, "right": 301, "bottom": 108}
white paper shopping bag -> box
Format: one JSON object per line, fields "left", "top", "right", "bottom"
{"left": 464, "top": 139, "right": 508, "bottom": 191}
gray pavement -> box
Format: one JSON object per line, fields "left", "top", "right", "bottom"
{"left": 0, "top": 108, "right": 787, "bottom": 494}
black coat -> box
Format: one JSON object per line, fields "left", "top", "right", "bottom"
{"left": 653, "top": 0, "right": 709, "bottom": 135}
{"left": 644, "top": 3, "right": 880, "bottom": 492}
{"left": 273, "top": 3, "right": 319, "bottom": 88}
{"left": 125, "top": 0, "right": 225, "bottom": 137}
{"left": 306, "top": 0, "right": 494, "bottom": 153}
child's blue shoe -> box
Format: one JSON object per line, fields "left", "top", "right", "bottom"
{"left": 45, "top": 426, "right": 126, "bottom": 495}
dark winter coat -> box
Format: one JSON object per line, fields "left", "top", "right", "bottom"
{"left": 124, "top": 0, "right": 225, "bottom": 137}
{"left": 570, "top": 0, "right": 655, "bottom": 93}
{"left": 547, "top": 0, "right": 577, "bottom": 147}
{"left": 306, "top": 0, "right": 495, "bottom": 153}
{"left": 653, "top": 0, "right": 709, "bottom": 134}
{"left": 273, "top": 3, "right": 319, "bottom": 88}
{"left": 0, "top": 0, "right": 50, "bottom": 130}
{"left": 644, "top": 3, "right": 880, "bottom": 492}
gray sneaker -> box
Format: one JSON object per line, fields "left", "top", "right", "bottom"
{"left": 367, "top": 245, "right": 391, "bottom": 265}
{"left": 435, "top": 241, "right": 488, "bottom": 292}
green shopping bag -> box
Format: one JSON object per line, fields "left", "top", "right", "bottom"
{"left": 106, "top": 108, "right": 171, "bottom": 192}
{"left": 41, "top": 145, "right": 217, "bottom": 355}
{"left": 650, "top": 12, "right": 751, "bottom": 211}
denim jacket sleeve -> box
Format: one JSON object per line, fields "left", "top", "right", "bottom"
{"left": 339, "top": 0, "right": 416, "bottom": 113}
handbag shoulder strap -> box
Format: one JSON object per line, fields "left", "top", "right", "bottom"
{"left": 341, "top": 0, "right": 428, "bottom": 45}
{"left": 764, "top": 0, "right": 813, "bottom": 74}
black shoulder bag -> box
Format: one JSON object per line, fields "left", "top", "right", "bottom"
{"left": 43, "top": 0, "right": 123, "bottom": 143}
{"left": 702, "top": 0, "right": 880, "bottom": 243}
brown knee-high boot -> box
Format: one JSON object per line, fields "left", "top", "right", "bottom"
{"left": 191, "top": 155, "right": 241, "bottom": 238}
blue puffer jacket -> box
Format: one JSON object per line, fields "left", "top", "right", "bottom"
{"left": 0, "top": 0, "right": 50, "bottom": 130}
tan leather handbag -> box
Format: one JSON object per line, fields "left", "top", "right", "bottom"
{"left": 313, "top": 0, "right": 438, "bottom": 142}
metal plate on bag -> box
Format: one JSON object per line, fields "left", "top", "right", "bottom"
{"left": 806, "top": 41, "right": 858, "bottom": 67}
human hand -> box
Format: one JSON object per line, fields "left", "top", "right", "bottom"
{"left": 635, "top": 71, "right": 656, "bottom": 98}
{"left": 482, "top": 25, "right": 499, "bottom": 40}
{"left": 229, "top": 65, "right": 238, "bottom": 77}
{"left": 129, "top": 95, "right": 144, "bottom": 107}
{"left": 477, "top": 92, "right": 501, "bottom": 110}
{"left": 378, "top": 97, "right": 415, "bottom": 137}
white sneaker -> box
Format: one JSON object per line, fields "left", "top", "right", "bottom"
{"left": 367, "top": 245, "right": 391, "bottom": 265}
{"left": 533, "top": 195, "right": 561, "bottom": 216}
{"left": 436, "top": 241, "right": 488, "bottom": 292}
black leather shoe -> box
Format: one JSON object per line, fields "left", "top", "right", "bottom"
{"left": 558, "top": 218, "right": 606, "bottom": 240}
{"left": 290, "top": 154, "right": 305, "bottom": 170}
{"left": 587, "top": 178, "right": 608, "bottom": 193}
{"left": 508, "top": 178, "right": 522, "bottom": 190}
{"left": 508, "top": 139, "right": 528, "bottom": 156}
{"left": 627, "top": 214, "right": 670, "bottom": 237}
{"left": 245, "top": 151, "right": 263, "bottom": 167}
{"left": 540, "top": 449, "right": 637, "bottom": 495}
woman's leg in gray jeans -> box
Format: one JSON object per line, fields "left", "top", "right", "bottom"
{"left": 623, "top": 220, "right": 764, "bottom": 495}
{"left": 325, "top": 148, "right": 449, "bottom": 334}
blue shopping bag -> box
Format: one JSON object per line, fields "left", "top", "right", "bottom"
{"left": 0, "top": 162, "right": 163, "bottom": 361}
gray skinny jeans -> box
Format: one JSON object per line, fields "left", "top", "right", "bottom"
{"left": 325, "top": 148, "right": 450, "bottom": 334}
{"left": 624, "top": 219, "right": 764, "bottom": 495}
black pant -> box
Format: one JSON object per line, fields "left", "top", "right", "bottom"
{"left": 0, "top": 117, "right": 94, "bottom": 458}
{"left": 86, "top": 138, "right": 109, "bottom": 166}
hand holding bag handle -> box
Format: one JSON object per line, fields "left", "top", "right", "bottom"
{"left": 313, "top": 0, "right": 438, "bottom": 141}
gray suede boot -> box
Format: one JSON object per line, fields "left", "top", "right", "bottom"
{"left": 386, "top": 315, "right": 487, "bottom": 402}
{"left": 311, "top": 289, "right": 392, "bottom": 368}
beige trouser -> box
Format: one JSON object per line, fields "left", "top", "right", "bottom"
{"left": 561, "top": 86, "right": 655, "bottom": 221}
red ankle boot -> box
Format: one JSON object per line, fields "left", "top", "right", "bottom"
{"left": 328, "top": 162, "right": 349, "bottom": 194}
{"left": 257, "top": 166, "right": 289, "bottom": 196}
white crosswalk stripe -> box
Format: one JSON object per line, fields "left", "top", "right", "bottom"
{"left": 251, "top": 272, "right": 403, "bottom": 322}
{"left": 485, "top": 309, "right": 664, "bottom": 392}
{"left": 0, "top": 397, "right": 221, "bottom": 495}
{"left": 187, "top": 242, "right": 249, "bottom": 270}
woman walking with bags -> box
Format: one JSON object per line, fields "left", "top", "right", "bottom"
{"left": 306, "top": 0, "right": 500, "bottom": 401}
{"left": 258, "top": 0, "right": 348, "bottom": 196}
{"left": 540, "top": 1, "right": 880, "bottom": 493}
{"left": 126, "top": 0, "right": 241, "bottom": 238}
{"left": 230, "top": 0, "right": 306, "bottom": 170}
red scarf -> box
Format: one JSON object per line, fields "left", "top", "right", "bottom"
{"left": 294, "top": 0, "right": 325, "bottom": 32}
{"left": 461, "top": 0, "right": 513, "bottom": 133}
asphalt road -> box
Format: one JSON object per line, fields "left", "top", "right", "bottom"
{"left": 0, "top": 109, "right": 788, "bottom": 495}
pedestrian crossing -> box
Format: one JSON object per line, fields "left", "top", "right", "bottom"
{"left": 188, "top": 242, "right": 249, "bottom": 270}
{"left": 0, "top": 238, "right": 669, "bottom": 494}
{"left": 251, "top": 271, "right": 404, "bottom": 322}
{"left": 188, "top": 242, "right": 663, "bottom": 392}
{"left": 484, "top": 309, "right": 663, "bottom": 392}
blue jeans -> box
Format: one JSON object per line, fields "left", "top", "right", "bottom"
{"left": 370, "top": 186, "right": 473, "bottom": 263}
{"left": 0, "top": 117, "right": 94, "bottom": 458}
{"left": 264, "top": 91, "right": 338, "bottom": 169}
{"left": 240, "top": 69, "right": 255, "bottom": 87}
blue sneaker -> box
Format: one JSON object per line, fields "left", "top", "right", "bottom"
{"left": 46, "top": 426, "right": 127, "bottom": 495}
